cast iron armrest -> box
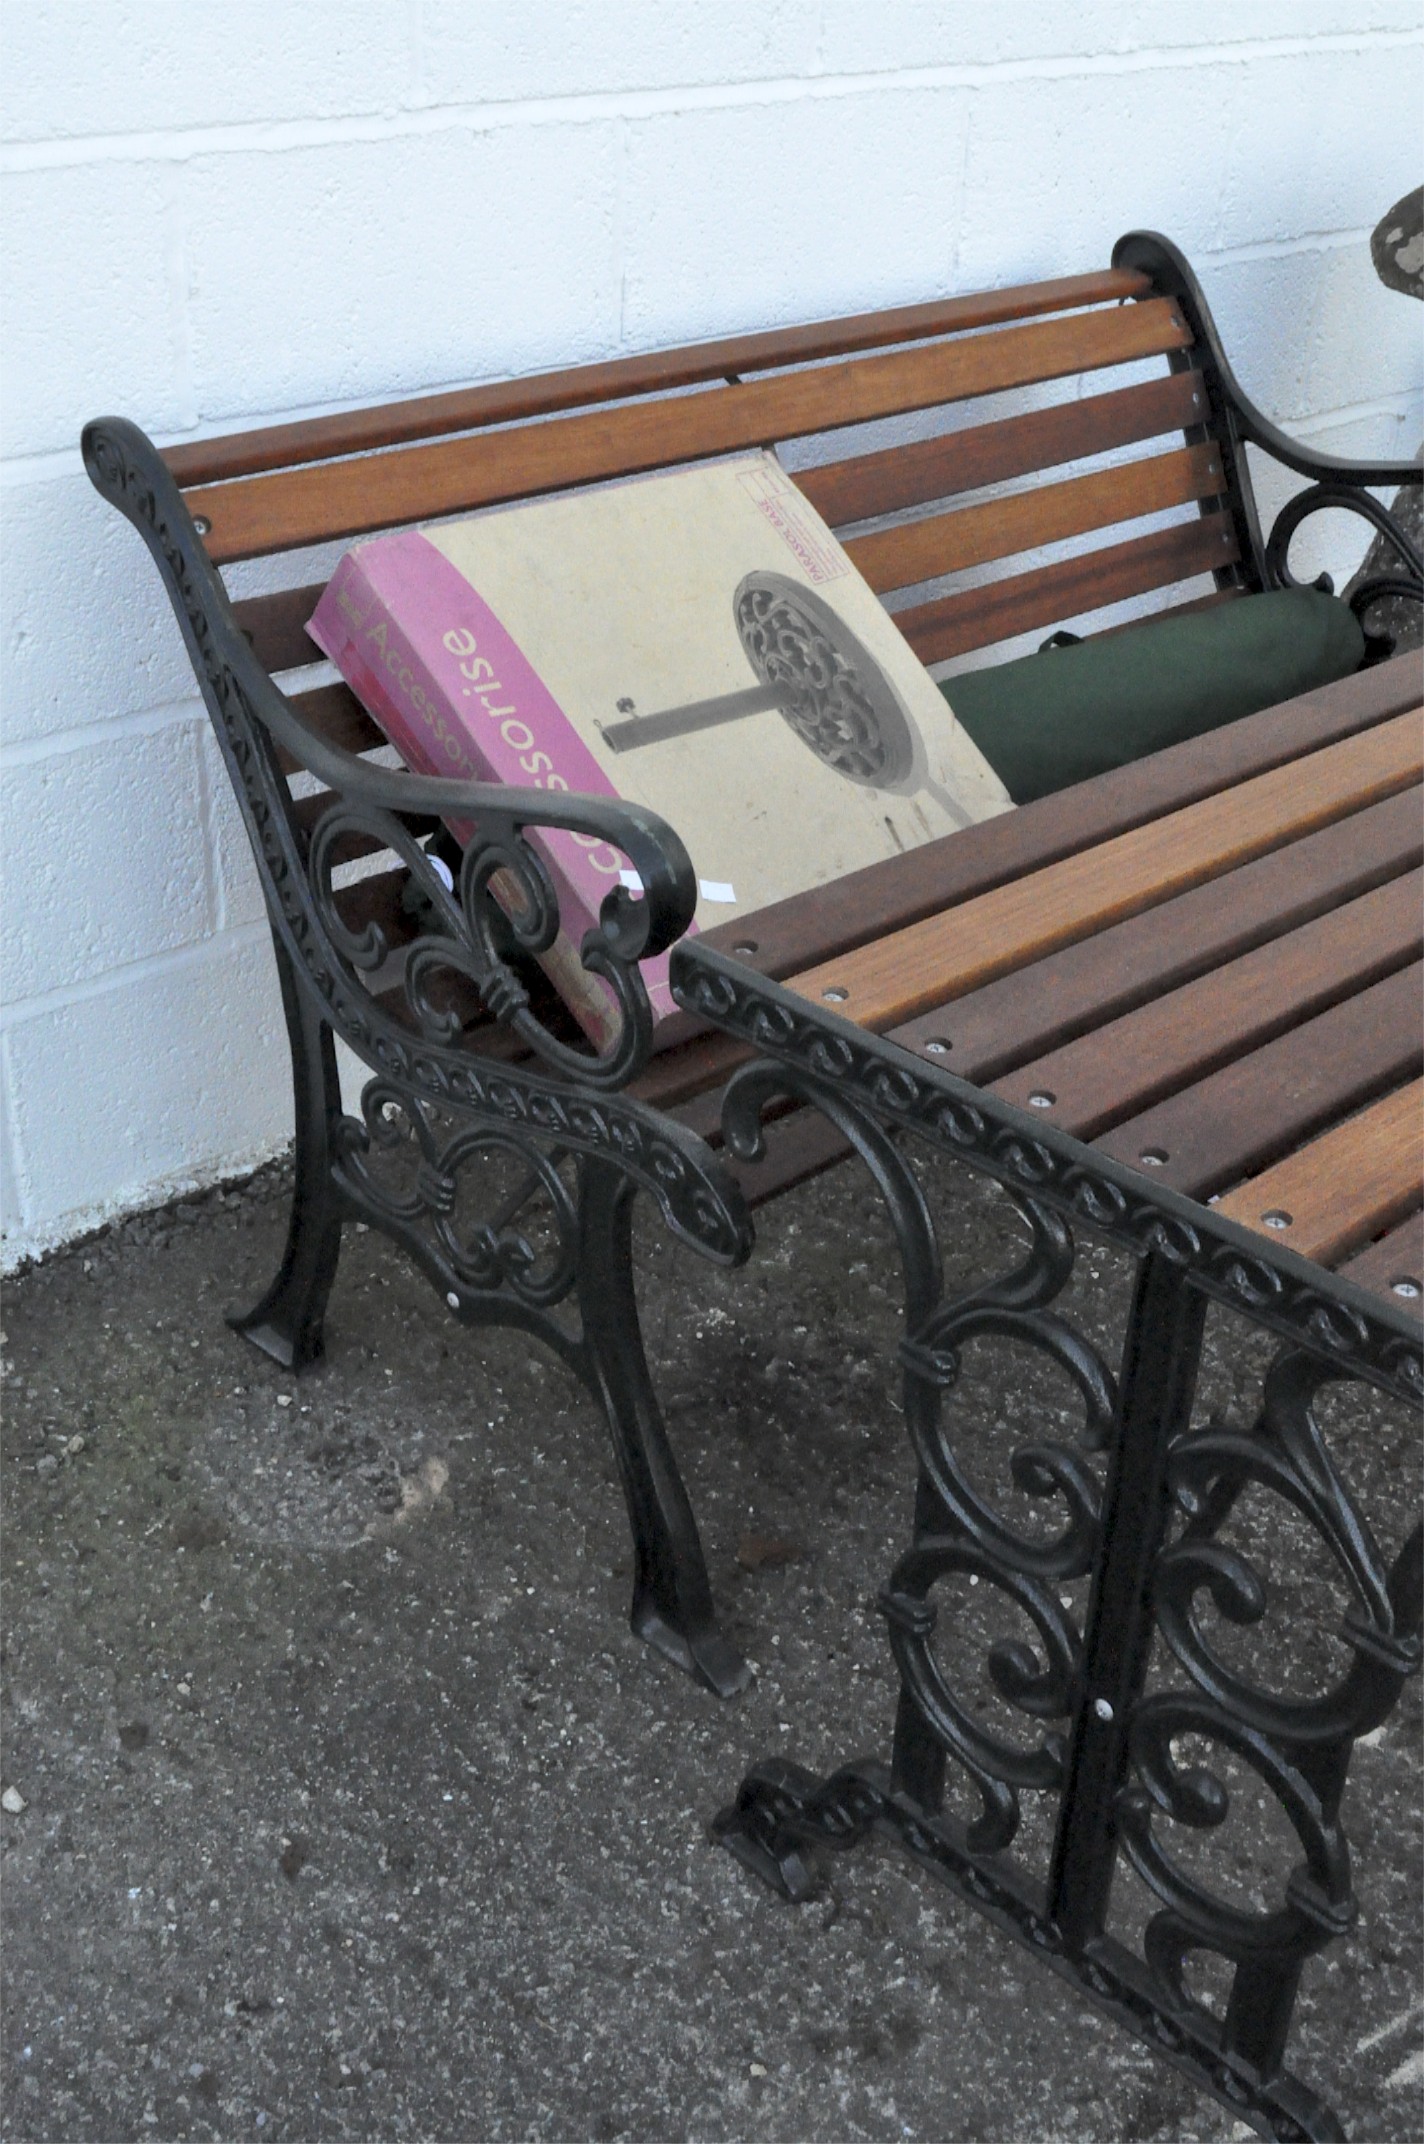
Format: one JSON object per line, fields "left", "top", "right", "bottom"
{"left": 1112, "top": 230, "right": 1424, "bottom": 617}
{"left": 82, "top": 415, "right": 700, "bottom": 1093}
{"left": 1222, "top": 366, "right": 1423, "bottom": 614}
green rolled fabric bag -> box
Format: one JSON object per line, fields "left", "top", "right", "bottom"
{"left": 942, "top": 585, "right": 1367, "bottom": 805}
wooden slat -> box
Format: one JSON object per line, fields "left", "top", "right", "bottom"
{"left": 165, "top": 269, "right": 1151, "bottom": 487}
{"left": 991, "top": 871, "right": 1422, "bottom": 1135}
{"left": 895, "top": 512, "right": 1241, "bottom": 664}
{"left": 795, "top": 369, "right": 1209, "bottom": 528}
{"left": 1211, "top": 1079, "right": 1424, "bottom": 1267}
{"left": 187, "top": 300, "right": 1194, "bottom": 563}
{"left": 788, "top": 712, "right": 1423, "bottom": 1032}
{"left": 890, "top": 789, "right": 1424, "bottom": 1080}
{"left": 1094, "top": 964, "right": 1424, "bottom": 1198}
{"left": 275, "top": 683, "right": 386, "bottom": 774}
{"left": 231, "top": 584, "right": 327, "bottom": 673}
{"left": 1339, "top": 1213, "right": 1424, "bottom": 1305}
{"left": 697, "top": 658, "right": 1421, "bottom": 989}
{"left": 845, "top": 440, "right": 1225, "bottom": 594}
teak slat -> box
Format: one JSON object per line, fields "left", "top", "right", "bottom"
{"left": 165, "top": 268, "right": 1151, "bottom": 487}
{"left": 991, "top": 871, "right": 1422, "bottom": 1136}
{"left": 276, "top": 683, "right": 386, "bottom": 774}
{"left": 693, "top": 657, "right": 1421, "bottom": 992}
{"left": 787, "top": 713, "right": 1423, "bottom": 1032}
{"left": 1211, "top": 1079, "right": 1424, "bottom": 1267}
{"left": 890, "top": 789, "right": 1424, "bottom": 1080}
{"left": 845, "top": 441, "right": 1225, "bottom": 594}
{"left": 187, "top": 300, "right": 1194, "bottom": 562}
{"left": 896, "top": 793, "right": 1424, "bottom": 1073}
{"left": 231, "top": 584, "right": 327, "bottom": 673}
{"left": 895, "top": 512, "right": 1240, "bottom": 664}
{"left": 1094, "top": 963, "right": 1424, "bottom": 1198}
{"left": 1339, "top": 1213, "right": 1424, "bottom": 1304}
{"left": 795, "top": 369, "right": 1209, "bottom": 528}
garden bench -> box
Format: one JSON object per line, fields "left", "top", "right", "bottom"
{"left": 84, "top": 228, "right": 1421, "bottom": 1707}
{"left": 85, "top": 226, "right": 1423, "bottom": 2141}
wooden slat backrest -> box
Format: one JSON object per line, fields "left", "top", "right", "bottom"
{"left": 185, "top": 296, "right": 1194, "bottom": 563}
{"left": 197, "top": 261, "right": 1249, "bottom": 841}
{"left": 793, "top": 369, "right": 1209, "bottom": 525}
{"left": 895, "top": 516, "right": 1239, "bottom": 666}
{"left": 278, "top": 683, "right": 385, "bottom": 769}
{"left": 844, "top": 439, "right": 1225, "bottom": 593}
{"left": 165, "top": 266, "right": 1150, "bottom": 487}
{"left": 231, "top": 585, "right": 330, "bottom": 674}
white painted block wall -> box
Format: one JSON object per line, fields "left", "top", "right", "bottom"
{"left": 2, "top": 3, "right": 1420, "bottom": 1267}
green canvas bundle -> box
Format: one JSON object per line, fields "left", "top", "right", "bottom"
{"left": 944, "top": 585, "right": 1366, "bottom": 804}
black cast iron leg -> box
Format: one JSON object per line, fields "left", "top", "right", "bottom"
{"left": 227, "top": 931, "right": 345, "bottom": 1370}
{"left": 576, "top": 1154, "right": 751, "bottom": 1698}
{"left": 1048, "top": 1250, "right": 1207, "bottom": 1954}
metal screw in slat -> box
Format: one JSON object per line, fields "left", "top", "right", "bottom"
{"left": 1093, "top": 1698, "right": 1114, "bottom": 1722}
{"left": 1392, "top": 1277, "right": 1421, "bottom": 1299}
{"left": 822, "top": 987, "right": 849, "bottom": 1003}
{"left": 1028, "top": 1091, "right": 1055, "bottom": 1109}
{"left": 1263, "top": 1210, "right": 1293, "bottom": 1231}
{"left": 192, "top": 515, "right": 212, "bottom": 536}
{"left": 924, "top": 1039, "right": 950, "bottom": 1056}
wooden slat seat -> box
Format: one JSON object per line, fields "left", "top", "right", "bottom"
{"left": 784, "top": 713, "right": 1422, "bottom": 1032}
{"left": 1211, "top": 1080, "right": 1424, "bottom": 1266}
{"left": 989, "top": 871, "right": 1421, "bottom": 1135}
{"left": 1341, "top": 1212, "right": 1424, "bottom": 1304}
{"left": 1094, "top": 962, "right": 1424, "bottom": 1205}
{"left": 887, "top": 789, "right": 1424, "bottom": 1083}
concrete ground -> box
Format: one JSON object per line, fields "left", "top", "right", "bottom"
{"left": 2, "top": 1145, "right": 1420, "bottom": 2143}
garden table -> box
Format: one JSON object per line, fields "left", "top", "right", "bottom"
{"left": 667, "top": 654, "right": 1423, "bottom": 2142}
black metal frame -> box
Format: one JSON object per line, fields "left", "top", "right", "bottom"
{"left": 1113, "top": 232, "right": 1423, "bottom": 644}
{"left": 672, "top": 943, "right": 1421, "bottom": 2143}
{"left": 82, "top": 418, "right": 755, "bottom": 1697}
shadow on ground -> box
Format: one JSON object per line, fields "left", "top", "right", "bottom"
{"left": 2, "top": 1150, "right": 1419, "bottom": 2141}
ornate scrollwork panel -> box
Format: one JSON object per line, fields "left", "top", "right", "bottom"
{"left": 1159, "top": 1350, "right": 1422, "bottom": 1750}
{"left": 723, "top": 1056, "right": 1118, "bottom": 1859}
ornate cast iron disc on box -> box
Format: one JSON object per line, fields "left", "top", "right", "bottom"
{"left": 732, "top": 571, "right": 921, "bottom": 788}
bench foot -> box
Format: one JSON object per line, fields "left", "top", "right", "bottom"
{"left": 578, "top": 1155, "right": 751, "bottom": 1698}
{"left": 227, "top": 935, "right": 344, "bottom": 1373}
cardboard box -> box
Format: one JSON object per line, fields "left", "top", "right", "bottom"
{"left": 308, "top": 451, "right": 1012, "bottom": 1040}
